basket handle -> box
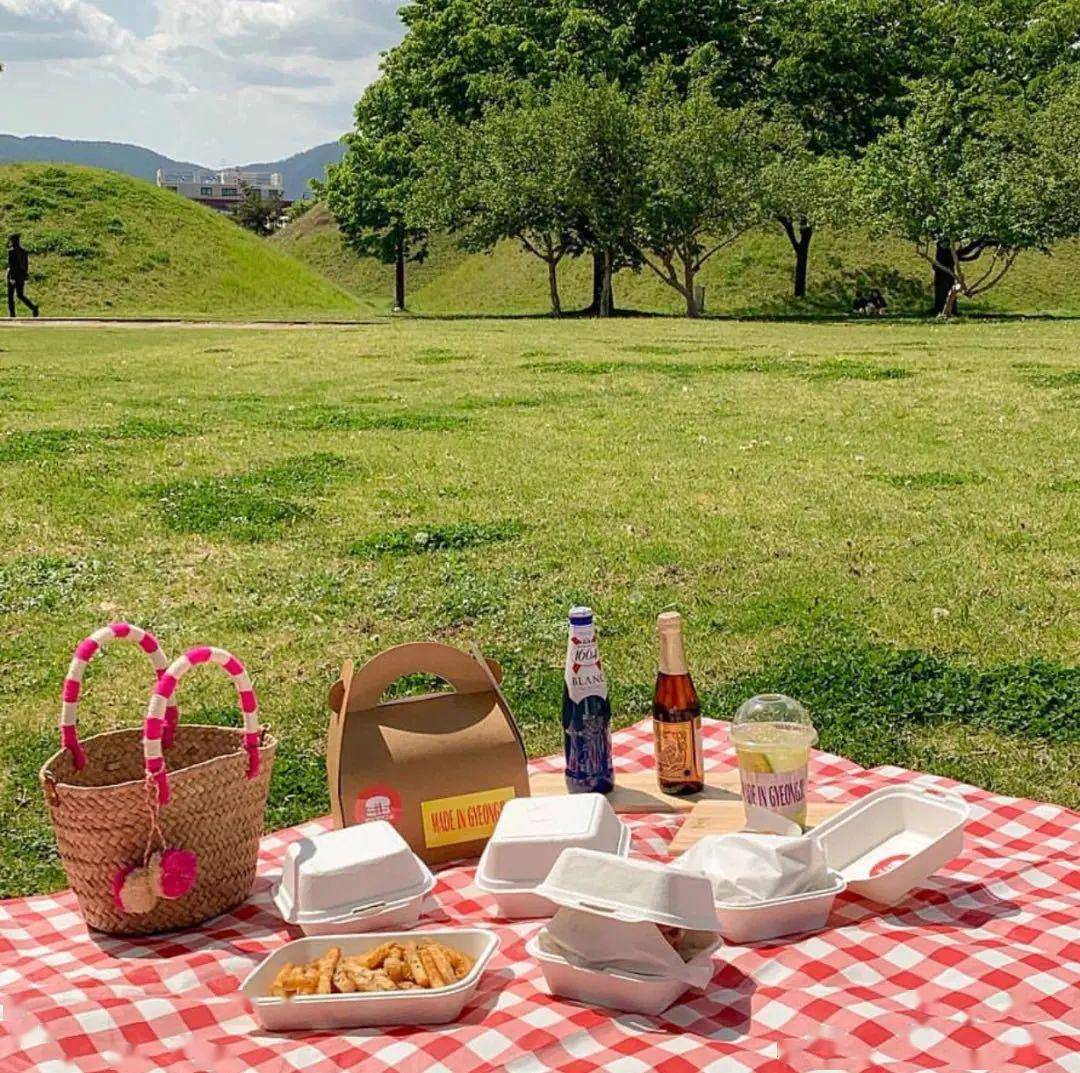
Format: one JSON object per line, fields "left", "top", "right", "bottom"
{"left": 144, "top": 646, "right": 260, "bottom": 806}
{"left": 61, "top": 622, "right": 179, "bottom": 771}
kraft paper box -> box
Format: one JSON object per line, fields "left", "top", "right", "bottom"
{"left": 326, "top": 642, "right": 530, "bottom": 865}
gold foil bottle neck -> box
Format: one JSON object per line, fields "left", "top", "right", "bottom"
{"left": 657, "top": 612, "right": 688, "bottom": 675}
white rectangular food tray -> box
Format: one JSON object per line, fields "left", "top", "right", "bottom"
{"left": 526, "top": 933, "right": 719, "bottom": 1016}
{"left": 812, "top": 785, "right": 968, "bottom": 904}
{"left": 241, "top": 929, "right": 499, "bottom": 1032}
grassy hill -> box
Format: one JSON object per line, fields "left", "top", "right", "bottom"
{"left": 0, "top": 164, "right": 366, "bottom": 320}
{"left": 278, "top": 201, "right": 1080, "bottom": 318}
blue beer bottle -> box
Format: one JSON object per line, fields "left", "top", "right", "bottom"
{"left": 561, "top": 606, "right": 614, "bottom": 794}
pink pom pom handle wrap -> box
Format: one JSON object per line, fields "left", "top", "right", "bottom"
{"left": 61, "top": 623, "right": 178, "bottom": 770}
{"left": 145, "top": 647, "right": 260, "bottom": 806}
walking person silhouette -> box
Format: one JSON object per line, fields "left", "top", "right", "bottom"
{"left": 7, "top": 234, "right": 40, "bottom": 318}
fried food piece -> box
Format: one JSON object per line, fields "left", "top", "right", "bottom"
{"left": 359, "top": 941, "right": 397, "bottom": 970}
{"left": 418, "top": 945, "right": 447, "bottom": 989}
{"left": 403, "top": 941, "right": 429, "bottom": 988}
{"left": 423, "top": 942, "right": 456, "bottom": 986}
{"left": 371, "top": 970, "right": 398, "bottom": 991}
{"left": 316, "top": 947, "right": 340, "bottom": 995}
{"left": 383, "top": 955, "right": 406, "bottom": 983}
{"left": 269, "top": 963, "right": 320, "bottom": 997}
{"left": 333, "top": 963, "right": 357, "bottom": 993}
{"left": 441, "top": 942, "right": 472, "bottom": 980}
{"left": 398, "top": 980, "right": 420, "bottom": 990}
{"left": 269, "top": 962, "right": 296, "bottom": 999}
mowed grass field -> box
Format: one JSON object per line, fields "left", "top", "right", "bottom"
{"left": 0, "top": 318, "right": 1077, "bottom": 896}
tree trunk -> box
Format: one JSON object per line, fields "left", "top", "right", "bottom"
{"left": 547, "top": 259, "right": 562, "bottom": 317}
{"left": 933, "top": 244, "right": 956, "bottom": 316}
{"left": 683, "top": 258, "right": 698, "bottom": 318}
{"left": 779, "top": 217, "right": 813, "bottom": 299}
{"left": 585, "top": 249, "right": 615, "bottom": 315}
{"left": 598, "top": 249, "right": 614, "bottom": 318}
{"left": 394, "top": 234, "right": 406, "bottom": 311}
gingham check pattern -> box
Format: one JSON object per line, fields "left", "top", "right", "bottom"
{"left": 2, "top": 719, "right": 1078, "bottom": 1073}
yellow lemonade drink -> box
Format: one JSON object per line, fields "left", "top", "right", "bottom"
{"left": 731, "top": 695, "right": 817, "bottom": 830}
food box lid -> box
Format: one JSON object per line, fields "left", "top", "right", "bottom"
{"left": 272, "top": 820, "right": 435, "bottom": 926}
{"left": 535, "top": 848, "right": 719, "bottom": 931}
{"left": 475, "top": 794, "right": 630, "bottom": 892}
{"left": 810, "top": 786, "right": 968, "bottom": 882}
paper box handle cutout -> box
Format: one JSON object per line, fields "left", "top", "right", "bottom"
{"left": 328, "top": 642, "right": 503, "bottom": 713}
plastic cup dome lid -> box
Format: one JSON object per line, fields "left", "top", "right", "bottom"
{"left": 731, "top": 694, "right": 817, "bottom": 748}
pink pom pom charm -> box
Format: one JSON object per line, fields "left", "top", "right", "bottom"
{"left": 111, "top": 847, "right": 199, "bottom": 915}
{"left": 150, "top": 848, "right": 199, "bottom": 900}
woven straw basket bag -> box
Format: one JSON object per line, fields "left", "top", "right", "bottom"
{"left": 40, "top": 623, "right": 276, "bottom": 936}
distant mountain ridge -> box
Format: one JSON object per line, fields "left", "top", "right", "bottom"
{"left": 0, "top": 135, "right": 344, "bottom": 200}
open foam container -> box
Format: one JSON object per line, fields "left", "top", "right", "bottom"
{"left": 272, "top": 820, "right": 436, "bottom": 935}
{"left": 476, "top": 794, "right": 630, "bottom": 918}
{"left": 530, "top": 848, "right": 722, "bottom": 1014}
{"left": 242, "top": 929, "right": 499, "bottom": 1031}
{"left": 811, "top": 785, "right": 968, "bottom": 905}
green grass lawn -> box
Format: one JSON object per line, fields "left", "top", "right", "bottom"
{"left": 0, "top": 318, "right": 1076, "bottom": 897}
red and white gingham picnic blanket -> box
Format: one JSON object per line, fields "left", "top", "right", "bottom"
{"left": 2, "top": 719, "right": 1078, "bottom": 1073}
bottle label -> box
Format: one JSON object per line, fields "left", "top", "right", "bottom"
{"left": 565, "top": 625, "right": 607, "bottom": 704}
{"left": 654, "top": 717, "right": 701, "bottom": 781}
{"left": 739, "top": 766, "right": 808, "bottom": 821}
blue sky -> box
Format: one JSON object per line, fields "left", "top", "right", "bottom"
{"left": 0, "top": 1, "right": 405, "bottom": 163}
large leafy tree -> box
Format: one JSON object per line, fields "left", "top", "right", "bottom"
{"left": 381, "top": 0, "right": 757, "bottom": 311}
{"left": 634, "top": 80, "right": 778, "bottom": 317}
{"left": 861, "top": 75, "right": 1080, "bottom": 317}
{"left": 323, "top": 78, "right": 428, "bottom": 311}
{"left": 411, "top": 97, "right": 582, "bottom": 315}
{"left": 555, "top": 78, "right": 646, "bottom": 316}
{"left": 756, "top": 0, "right": 926, "bottom": 298}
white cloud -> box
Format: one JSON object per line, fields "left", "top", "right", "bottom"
{"left": 0, "top": 0, "right": 401, "bottom": 159}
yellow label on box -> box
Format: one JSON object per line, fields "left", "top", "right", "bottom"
{"left": 420, "top": 786, "right": 516, "bottom": 848}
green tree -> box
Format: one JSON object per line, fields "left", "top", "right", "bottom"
{"left": 634, "top": 82, "right": 775, "bottom": 317}
{"left": 411, "top": 98, "right": 582, "bottom": 315}
{"left": 231, "top": 182, "right": 287, "bottom": 236}
{"left": 324, "top": 78, "right": 428, "bottom": 311}
{"left": 861, "top": 76, "right": 1080, "bottom": 317}
{"left": 760, "top": 151, "right": 854, "bottom": 300}
{"left": 555, "top": 78, "right": 645, "bottom": 317}
{"left": 757, "top": 0, "right": 926, "bottom": 298}
{"left": 381, "top": 0, "right": 758, "bottom": 310}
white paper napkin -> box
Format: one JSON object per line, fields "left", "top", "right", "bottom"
{"left": 675, "top": 832, "right": 829, "bottom": 905}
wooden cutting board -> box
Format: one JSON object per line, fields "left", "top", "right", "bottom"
{"left": 528, "top": 769, "right": 742, "bottom": 814}
{"left": 667, "top": 798, "right": 848, "bottom": 855}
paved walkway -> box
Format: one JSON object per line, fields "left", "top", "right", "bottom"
{"left": 0, "top": 318, "right": 380, "bottom": 330}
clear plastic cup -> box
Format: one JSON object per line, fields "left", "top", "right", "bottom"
{"left": 731, "top": 695, "right": 817, "bottom": 830}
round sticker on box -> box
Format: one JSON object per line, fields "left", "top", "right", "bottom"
{"left": 354, "top": 784, "right": 403, "bottom": 827}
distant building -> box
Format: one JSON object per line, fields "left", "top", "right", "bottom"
{"left": 155, "top": 168, "right": 289, "bottom": 213}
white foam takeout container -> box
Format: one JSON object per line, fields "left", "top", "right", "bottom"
{"left": 272, "top": 821, "right": 436, "bottom": 935}
{"left": 242, "top": 929, "right": 499, "bottom": 1032}
{"left": 529, "top": 849, "right": 722, "bottom": 1013}
{"left": 476, "top": 794, "right": 631, "bottom": 918}
{"left": 812, "top": 785, "right": 968, "bottom": 905}
{"left": 527, "top": 931, "right": 720, "bottom": 1017}
{"left": 674, "top": 835, "right": 847, "bottom": 944}
{"left": 535, "top": 848, "right": 720, "bottom": 931}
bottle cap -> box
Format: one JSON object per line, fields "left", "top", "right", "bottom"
{"left": 569, "top": 606, "right": 594, "bottom": 625}
{"left": 657, "top": 611, "right": 682, "bottom": 632}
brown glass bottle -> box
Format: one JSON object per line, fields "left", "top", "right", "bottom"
{"left": 652, "top": 611, "right": 704, "bottom": 794}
